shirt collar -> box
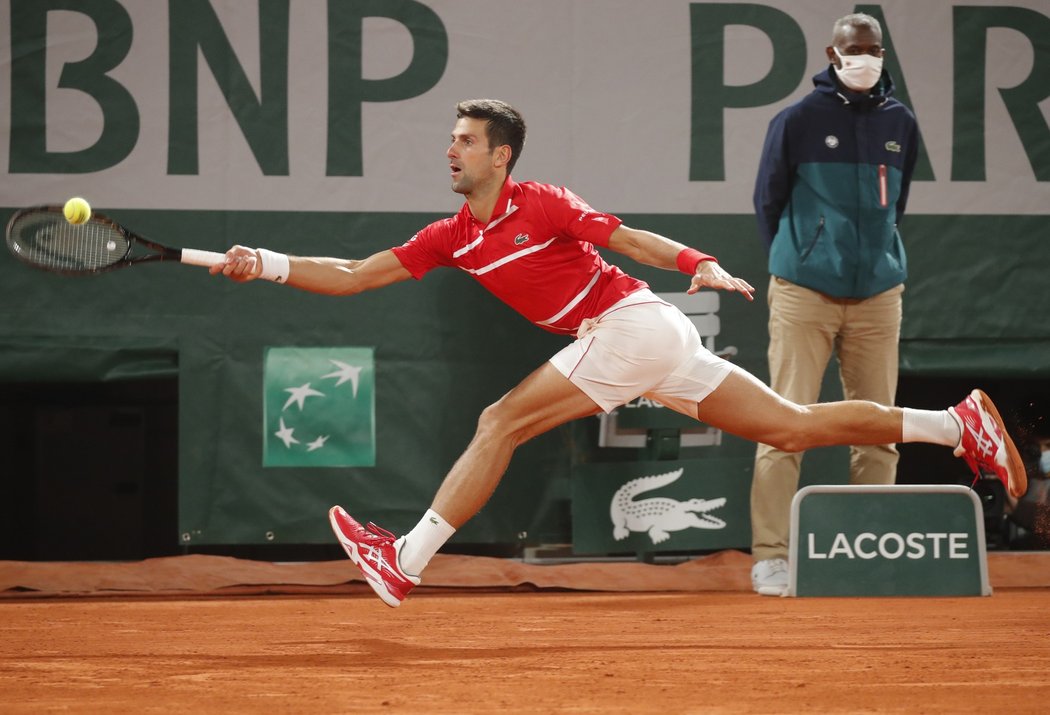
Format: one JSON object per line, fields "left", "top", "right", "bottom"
{"left": 465, "top": 175, "right": 519, "bottom": 230}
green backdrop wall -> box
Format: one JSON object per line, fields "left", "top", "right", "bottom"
{"left": 1, "top": 209, "right": 1046, "bottom": 544}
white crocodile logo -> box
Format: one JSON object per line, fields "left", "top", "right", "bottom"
{"left": 611, "top": 468, "right": 727, "bottom": 544}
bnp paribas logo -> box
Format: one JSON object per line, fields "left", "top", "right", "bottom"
{"left": 262, "top": 347, "right": 375, "bottom": 467}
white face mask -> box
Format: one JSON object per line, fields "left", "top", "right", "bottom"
{"left": 1040, "top": 449, "right": 1050, "bottom": 476}
{"left": 833, "top": 46, "right": 883, "bottom": 91}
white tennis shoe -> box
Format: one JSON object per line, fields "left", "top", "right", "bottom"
{"left": 751, "top": 558, "right": 788, "bottom": 597}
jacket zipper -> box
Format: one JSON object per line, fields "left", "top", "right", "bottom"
{"left": 800, "top": 216, "right": 825, "bottom": 261}
{"left": 878, "top": 164, "right": 888, "bottom": 207}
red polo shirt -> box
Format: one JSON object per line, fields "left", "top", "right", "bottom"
{"left": 392, "top": 177, "right": 648, "bottom": 334}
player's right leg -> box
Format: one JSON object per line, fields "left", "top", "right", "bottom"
{"left": 330, "top": 361, "right": 602, "bottom": 607}
{"left": 328, "top": 507, "right": 419, "bottom": 608}
{"left": 428, "top": 362, "right": 603, "bottom": 526}
{"left": 330, "top": 292, "right": 693, "bottom": 607}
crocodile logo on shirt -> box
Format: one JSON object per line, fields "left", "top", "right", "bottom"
{"left": 885, "top": 140, "right": 902, "bottom": 153}
{"left": 514, "top": 233, "right": 530, "bottom": 245}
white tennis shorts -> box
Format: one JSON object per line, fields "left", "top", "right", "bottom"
{"left": 549, "top": 289, "right": 734, "bottom": 415}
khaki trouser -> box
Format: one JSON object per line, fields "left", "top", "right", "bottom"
{"left": 751, "top": 276, "right": 903, "bottom": 562}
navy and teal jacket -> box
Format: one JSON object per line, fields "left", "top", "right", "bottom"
{"left": 754, "top": 66, "right": 919, "bottom": 299}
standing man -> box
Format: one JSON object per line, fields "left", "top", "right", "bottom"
{"left": 750, "top": 13, "right": 920, "bottom": 596}
{"left": 212, "top": 99, "right": 1022, "bottom": 609}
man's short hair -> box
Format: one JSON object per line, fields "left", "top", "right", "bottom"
{"left": 456, "top": 99, "right": 527, "bottom": 175}
{"left": 832, "top": 13, "right": 883, "bottom": 43}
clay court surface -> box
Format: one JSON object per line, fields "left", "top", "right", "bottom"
{"left": 2, "top": 553, "right": 1049, "bottom": 714}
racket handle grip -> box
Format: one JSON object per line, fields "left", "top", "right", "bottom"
{"left": 180, "top": 248, "right": 226, "bottom": 268}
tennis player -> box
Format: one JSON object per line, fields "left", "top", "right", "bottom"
{"left": 211, "top": 99, "right": 1026, "bottom": 607}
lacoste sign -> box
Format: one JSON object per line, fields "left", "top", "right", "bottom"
{"left": 788, "top": 485, "right": 991, "bottom": 597}
{"left": 805, "top": 531, "right": 971, "bottom": 561}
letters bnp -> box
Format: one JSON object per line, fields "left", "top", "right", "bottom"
{"left": 8, "top": 0, "right": 448, "bottom": 176}
{"left": 807, "top": 531, "right": 971, "bottom": 561}
{"left": 8, "top": 2, "right": 1050, "bottom": 180}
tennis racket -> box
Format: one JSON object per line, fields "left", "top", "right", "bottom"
{"left": 5, "top": 205, "right": 225, "bottom": 275}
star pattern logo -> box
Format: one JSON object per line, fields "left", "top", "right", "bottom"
{"left": 321, "top": 360, "right": 362, "bottom": 395}
{"left": 274, "top": 417, "right": 300, "bottom": 448}
{"left": 283, "top": 383, "right": 325, "bottom": 411}
{"left": 306, "top": 435, "right": 329, "bottom": 452}
{"left": 263, "top": 348, "right": 375, "bottom": 467}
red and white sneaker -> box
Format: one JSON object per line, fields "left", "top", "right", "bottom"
{"left": 948, "top": 389, "right": 1027, "bottom": 498}
{"left": 328, "top": 506, "right": 419, "bottom": 608}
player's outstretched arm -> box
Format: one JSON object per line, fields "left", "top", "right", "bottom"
{"left": 686, "top": 260, "right": 755, "bottom": 300}
{"left": 209, "top": 246, "right": 412, "bottom": 296}
{"left": 607, "top": 225, "right": 754, "bottom": 301}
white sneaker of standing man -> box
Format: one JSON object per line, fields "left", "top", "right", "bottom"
{"left": 751, "top": 558, "right": 789, "bottom": 596}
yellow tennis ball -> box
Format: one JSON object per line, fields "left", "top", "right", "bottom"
{"left": 63, "top": 197, "right": 91, "bottom": 225}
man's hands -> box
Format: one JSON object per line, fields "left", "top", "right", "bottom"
{"left": 209, "top": 245, "right": 262, "bottom": 282}
{"left": 688, "top": 260, "right": 755, "bottom": 301}
{"left": 605, "top": 226, "right": 756, "bottom": 301}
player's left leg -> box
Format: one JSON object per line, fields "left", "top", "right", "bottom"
{"left": 693, "top": 366, "right": 1026, "bottom": 499}
{"left": 695, "top": 366, "right": 905, "bottom": 451}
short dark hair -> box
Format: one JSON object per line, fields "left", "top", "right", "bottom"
{"left": 456, "top": 99, "right": 527, "bottom": 175}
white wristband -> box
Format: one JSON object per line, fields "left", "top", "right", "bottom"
{"left": 256, "top": 248, "right": 290, "bottom": 283}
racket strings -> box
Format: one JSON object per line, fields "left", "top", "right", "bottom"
{"left": 9, "top": 212, "right": 130, "bottom": 271}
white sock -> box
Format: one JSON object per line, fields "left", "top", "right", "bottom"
{"left": 901, "top": 408, "right": 961, "bottom": 447}
{"left": 397, "top": 509, "right": 456, "bottom": 577}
